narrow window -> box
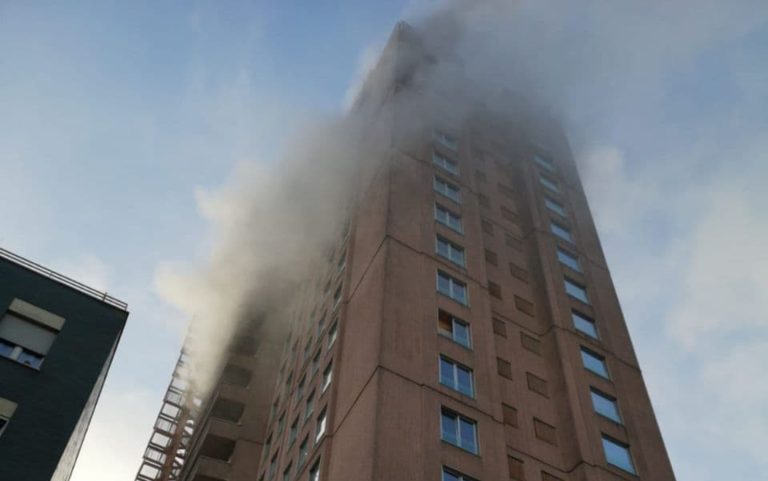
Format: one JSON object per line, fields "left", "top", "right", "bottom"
{"left": 328, "top": 321, "right": 338, "bottom": 348}
{"left": 304, "top": 391, "right": 315, "bottom": 422}
{"left": 581, "top": 347, "right": 610, "bottom": 379}
{"left": 442, "top": 467, "right": 478, "bottom": 481}
{"left": 475, "top": 170, "right": 487, "bottom": 183}
{"left": 564, "top": 278, "right": 589, "bottom": 303}
{"left": 433, "top": 151, "right": 459, "bottom": 175}
{"left": 439, "top": 356, "right": 474, "bottom": 397}
{"left": 436, "top": 236, "right": 466, "bottom": 267}
{"left": 435, "top": 204, "right": 464, "bottom": 233}
{"left": 440, "top": 408, "right": 478, "bottom": 454}
{"left": 434, "top": 130, "right": 458, "bottom": 151}
{"left": 534, "top": 153, "right": 556, "bottom": 172}
{"left": 484, "top": 249, "right": 497, "bottom": 266}
{"left": 550, "top": 221, "right": 573, "bottom": 243}
{"left": 602, "top": 435, "right": 636, "bottom": 474}
{"left": 572, "top": 310, "right": 598, "bottom": 338}
{"left": 321, "top": 362, "right": 333, "bottom": 392}
{"left": 0, "top": 398, "right": 16, "bottom": 438}
{"left": 437, "top": 271, "right": 469, "bottom": 305}
{"left": 308, "top": 458, "right": 321, "bottom": 481}
{"left": 315, "top": 408, "right": 327, "bottom": 444}
{"left": 591, "top": 388, "right": 622, "bottom": 423}
{"left": 488, "top": 281, "right": 502, "bottom": 299}
{"left": 282, "top": 463, "right": 292, "bottom": 481}
{"left": 268, "top": 453, "right": 278, "bottom": 479}
{"left": 438, "top": 310, "right": 471, "bottom": 348}
{"left": 434, "top": 175, "right": 462, "bottom": 203}
{"left": 478, "top": 193, "right": 490, "bottom": 208}
{"left": 297, "top": 376, "right": 306, "bottom": 401}
{"left": 288, "top": 417, "right": 298, "bottom": 446}
{"left": 557, "top": 247, "right": 581, "bottom": 272}
{"left": 539, "top": 174, "right": 560, "bottom": 193}
{"left": 545, "top": 197, "right": 566, "bottom": 217}
{"left": 297, "top": 436, "right": 309, "bottom": 469}
{"left": 332, "top": 285, "right": 342, "bottom": 310}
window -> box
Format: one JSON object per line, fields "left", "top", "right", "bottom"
{"left": 508, "top": 456, "right": 525, "bottom": 480}
{"left": 268, "top": 453, "right": 278, "bottom": 479}
{"left": 581, "top": 347, "right": 610, "bottom": 379}
{"left": 434, "top": 130, "right": 458, "bottom": 151}
{"left": 475, "top": 170, "right": 487, "bottom": 183}
{"left": 534, "top": 153, "right": 556, "bottom": 172}
{"left": 314, "top": 408, "right": 328, "bottom": 446}
{"left": 437, "top": 271, "right": 468, "bottom": 305}
{"left": 602, "top": 435, "right": 636, "bottom": 474}
{"left": 211, "top": 397, "right": 245, "bottom": 423}
{"left": 439, "top": 356, "right": 474, "bottom": 397}
{"left": 221, "top": 364, "right": 252, "bottom": 386}
{"left": 557, "top": 248, "right": 581, "bottom": 272}
{"left": 442, "top": 467, "right": 478, "bottom": 481}
{"left": 550, "top": 221, "right": 573, "bottom": 243}
{"left": 0, "top": 307, "right": 62, "bottom": 370}
{"left": 539, "top": 175, "right": 560, "bottom": 193}
{"left": 336, "top": 252, "right": 346, "bottom": 273}
{"left": 572, "top": 311, "right": 598, "bottom": 338}
{"left": 297, "top": 437, "right": 309, "bottom": 469}
{"left": 496, "top": 357, "right": 513, "bottom": 379}
{"left": 297, "top": 376, "right": 306, "bottom": 401}
{"left": 545, "top": 196, "right": 566, "bottom": 216}
{"left": 0, "top": 398, "right": 16, "bottom": 438}
{"left": 533, "top": 418, "right": 557, "bottom": 445}
{"left": 308, "top": 459, "right": 321, "bottom": 481}
{"left": 304, "top": 391, "right": 315, "bottom": 422}
{"left": 328, "top": 321, "right": 338, "bottom": 348}
{"left": 440, "top": 408, "right": 478, "bottom": 454}
{"left": 311, "top": 350, "right": 321, "bottom": 378}
{"left": 564, "top": 278, "right": 589, "bottom": 303}
{"left": 332, "top": 285, "right": 342, "bottom": 310}
{"left": 434, "top": 176, "right": 461, "bottom": 203}
{"left": 501, "top": 403, "right": 518, "bottom": 427}
{"left": 437, "top": 310, "right": 471, "bottom": 348}
{"left": 591, "top": 389, "right": 622, "bottom": 423}
{"left": 435, "top": 204, "right": 463, "bottom": 233}
{"left": 520, "top": 332, "right": 541, "bottom": 355}
{"left": 433, "top": 151, "right": 459, "bottom": 175}
{"left": 436, "top": 236, "right": 466, "bottom": 267}
{"left": 321, "top": 362, "right": 333, "bottom": 392}
{"left": 484, "top": 249, "right": 497, "bottom": 266}
{"left": 288, "top": 417, "right": 298, "bottom": 446}
{"left": 282, "top": 463, "right": 292, "bottom": 481}
{"left": 262, "top": 434, "right": 272, "bottom": 461}
{"left": 501, "top": 206, "right": 518, "bottom": 223}
{"left": 526, "top": 372, "right": 548, "bottom": 397}
{"left": 478, "top": 193, "right": 490, "bottom": 208}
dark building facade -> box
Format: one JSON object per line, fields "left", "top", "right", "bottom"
{"left": 137, "top": 22, "right": 675, "bottom": 481}
{"left": 0, "top": 248, "right": 128, "bottom": 481}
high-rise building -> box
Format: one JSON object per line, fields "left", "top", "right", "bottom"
{"left": 137, "top": 21, "right": 675, "bottom": 481}
{"left": 0, "top": 247, "right": 128, "bottom": 481}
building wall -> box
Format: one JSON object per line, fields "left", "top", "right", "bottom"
{"left": 0, "top": 257, "right": 128, "bottom": 481}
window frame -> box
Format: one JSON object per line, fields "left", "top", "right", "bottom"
{"left": 572, "top": 310, "right": 598, "bottom": 339}
{"left": 437, "top": 310, "right": 471, "bottom": 348}
{"left": 434, "top": 175, "right": 462, "bottom": 204}
{"left": 557, "top": 247, "right": 581, "bottom": 272}
{"left": 564, "top": 278, "right": 589, "bottom": 304}
{"left": 440, "top": 407, "right": 479, "bottom": 454}
{"left": 581, "top": 347, "right": 610, "bottom": 379}
{"left": 601, "top": 435, "right": 637, "bottom": 474}
{"left": 435, "top": 203, "right": 464, "bottom": 234}
{"left": 437, "top": 270, "right": 469, "bottom": 306}
{"left": 590, "top": 388, "right": 622, "bottom": 424}
{"left": 433, "top": 151, "right": 459, "bottom": 175}
{"left": 439, "top": 355, "right": 475, "bottom": 398}
{"left": 436, "top": 235, "right": 466, "bottom": 268}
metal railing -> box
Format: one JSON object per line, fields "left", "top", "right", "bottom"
{"left": 0, "top": 247, "right": 128, "bottom": 311}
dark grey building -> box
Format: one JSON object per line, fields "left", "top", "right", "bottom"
{"left": 0, "top": 247, "right": 128, "bottom": 481}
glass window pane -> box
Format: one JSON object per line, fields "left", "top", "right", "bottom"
{"left": 557, "top": 248, "right": 581, "bottom": 272}
{"left": 453, "top": 321, "right": 470, "bottom": 347}
{"left": 440, "top": 358, "right": 455, "bottom": 387}
{"left": 591, "top": 390, "right": 621, "bottom": 423}
{"left": 602, "top": 436, "right": 636, "bottom": 474}
{"left": 565, "top": 279, "right": 589, "bottom": 303}
{"left": 572, "top": 311, "right": 598, "bottom": 338}
{"left": 551, "top": 222, "right": 573, "bottom": 242}
{"left": 540, "top": 175, "right": 560, "bottom": 192}
{"left": 581, "top": 348, "right": 609, "bottom": 378}
{"left": 545, "top": 197, "right": 566, "bottom": 216}
{"left": 442, "top": 469, "right": 461, "bottom": 481}
{"left": 441, "top": 412, "right": 458, "bottom": 445}
{"left": 457, "top": 367, "right": 473, "bottom": 396}
{"left": 459, "top": 418, "right": 477, "bottom": 453}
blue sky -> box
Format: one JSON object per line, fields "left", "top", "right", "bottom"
{"left": 1, "top": 1, "right": 766, "bottom": 480}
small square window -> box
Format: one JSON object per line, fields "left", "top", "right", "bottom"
{"left": 439, "top": 356, "right": 474, "bottom": 397}
{"left": 434, "top": 176, "right": 462, "bottom": 203}
{"left": 437, "top": 271, "right": 469, "bottom": 305}
{"left": 434, "top": 151, "right": 459, "bottom": 175}
{"left": 534, "top": 153, "right": 556, "bottom": 172}
{"left": 591, "top": 389, "right": 622, "bottom": 423}
{"left": 484, "top": 249, "right": 498, "bottom": 266}
{"left": 435, "top": 204, "right": 464, "bottom": 233}
{"left": 478, "top": 193, "right": 490, "bottom": 208}
{"left": 434, "top": 130, "right": 458, "bottom": 151}
{"left": 440, "top": 408, "right": 478, "bottom": 454}
{"left": 557, "top": 247, "right": 581, "bottom": 272}
{"left": 572, "top": 311, "right": 598, "bottom": 338}
{"left": 437, "top": 236, "right": 466, "bottom": 267}
{"left": 564, "top": 278, "right": 589, "bottom": 304}
{"left": 438, "top": 310, "right": 471, "bottom": 348}
{"left": 581, "top": 347, "right": 610, "bottom": 379}
{"left": 602, "top": 435, "right": 636, "bottom": 474}
{"left": 488, "top": 281, "right": 502, "bottom": 299}
{"left": 539, "top": 175, "right": 560, "bottom": 193}
{"left": 545, "top": 196, "right": 566, "bottom": 217}
{"left": 442, "top": 466, "right": 478, "bottom": 481}
{"left": 550, "top": 221, "right": 573, "bottom": 243}
{"left": 481, "top": 219, "right": 494, "bottom": 235}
